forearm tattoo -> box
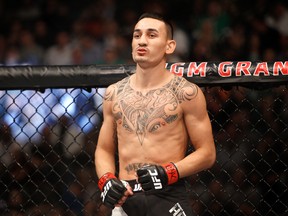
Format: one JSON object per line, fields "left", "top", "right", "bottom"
{"left": 105, "top": 76, "right": 198, "bottom": 145}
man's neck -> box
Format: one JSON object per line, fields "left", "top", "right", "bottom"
{"left": 131, "top": 64, "right": 173, "bottom": 92}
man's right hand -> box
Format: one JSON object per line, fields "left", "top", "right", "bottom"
{"left": 98, "top": 172, "right": 127, "bottom": 208}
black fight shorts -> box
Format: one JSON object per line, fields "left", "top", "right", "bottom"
{"left": 122, "top": 179, "right": 194, "bottom": 216}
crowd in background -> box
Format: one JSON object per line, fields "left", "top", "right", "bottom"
{"left": 0, "top": 0, "right": 288, "bottom": 66}
{"left": 0, "top": 0, "right": 287, "bottom": 215}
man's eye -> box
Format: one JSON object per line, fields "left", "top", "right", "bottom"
{"left": 133, "top": 34, "right": 140, "bottom": 38}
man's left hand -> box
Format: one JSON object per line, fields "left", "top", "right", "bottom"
{"left": 136, "top": 162, "right": 179, "bottom": 192}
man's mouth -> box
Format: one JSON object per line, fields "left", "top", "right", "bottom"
{"left": 136, "top": 48, "right": 147, "bottom": 55}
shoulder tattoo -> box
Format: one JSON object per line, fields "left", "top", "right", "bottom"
{"left": 104, "top": 77, "right": 129, "bottom": 101}
{"left": 172, "top": 76, "right": 198, "bottom": 103}
{"left": 104, "top": 86, "right": 116, "bottom": 101}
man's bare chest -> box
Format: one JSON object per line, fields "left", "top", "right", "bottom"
{"left": 115, "top": 87, "right": 180, "bottom": 132}
{"left": 111, "top": 76, "right": 197, "bottom": 144}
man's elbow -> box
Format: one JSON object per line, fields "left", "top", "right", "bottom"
{"left": 206, "top": 149, "right": 216, "bottom": 168}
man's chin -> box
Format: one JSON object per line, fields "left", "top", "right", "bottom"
{"left": 136, "top": 59, "right": 149, "bottom": 64}
{"left": 133, "top": 55, "right": 148, "bottom": 62}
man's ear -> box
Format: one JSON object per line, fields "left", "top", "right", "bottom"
{"left": 165, "top": 40, "right": 176, "bottom": 54}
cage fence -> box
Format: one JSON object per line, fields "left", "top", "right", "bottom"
{"left": 0, "top": 63, "right": 287, "bottom": 216}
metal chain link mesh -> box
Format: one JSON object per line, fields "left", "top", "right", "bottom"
{"left": 0, "top": 86, "right": 287, "bottom": 215}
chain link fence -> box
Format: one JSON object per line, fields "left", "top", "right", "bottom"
{"left": 0, "top": 84, "right": 287, "bottom": 215}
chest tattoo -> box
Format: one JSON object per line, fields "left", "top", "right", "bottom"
{"left": 112, "top": 76, "right": 198, "bottom": 145}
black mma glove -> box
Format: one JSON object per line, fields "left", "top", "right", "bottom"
{"left": 137, "top": 162, "right": 179, "bottom": 192}
{"left": 98, "top": 172, "right": 127, "bottom": 208}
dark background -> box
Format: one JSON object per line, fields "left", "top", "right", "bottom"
{"left": 0, "top": 0, "right": 288, "bottom": 66}
{"left": 0, "top": 1, "right": 287, "bottom": 216}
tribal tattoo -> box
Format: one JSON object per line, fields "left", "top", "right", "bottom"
{"left": 125, "top": 162, "right": 152, "bottom": 174}
{"left": 105, "top": 76, "right": 198, "bottom": 145}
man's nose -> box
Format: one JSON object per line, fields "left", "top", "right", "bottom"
{"left": 138, "top": 35, "right": 147, "bottom": 46}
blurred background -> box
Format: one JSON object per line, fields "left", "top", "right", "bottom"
{"left": 0, "top": 0, "right": 287, "bottom": 66}
{"left": 0, "top": 0, "right": 287, "bottom": 216}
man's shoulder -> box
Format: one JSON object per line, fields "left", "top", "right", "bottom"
{"left": 171, "top": 75, "right": 197, "bottom": 90}
{"left": 170, "top": 75, "right": 199, "bottom": 102}
{"left": 106, "top": 76, "right": 130, "bottom": 98}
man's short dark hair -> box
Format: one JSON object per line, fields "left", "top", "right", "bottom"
{"left": 138, "top": 12, "right": 174, "bottom": 39}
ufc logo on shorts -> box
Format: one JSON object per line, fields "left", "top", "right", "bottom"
{"left": 169, "top": 203, "right": 187, "bottom": 216}
{"left": 148, "top": 169, "right": 163, "bottom": 189}
{"left": 101, "top": 181, "right": 112, "bottom": 202}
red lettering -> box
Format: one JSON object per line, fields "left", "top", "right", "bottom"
{"left": 187, "top": 62, "right": 207, "bottom": 77}
{"left": 169, "top": 62, "right": 185, "bottom": 76}
{"left": 254, "top": 62, "right": 269, "bottom": 76}
{"left": 273, "top": 61, "right": 288, "bottom": 75}
{"left": 218, "top": 62, "right": 233, "bottom": 77}
{"left": 236, "top": 62, "right": 252, "bottom": 76}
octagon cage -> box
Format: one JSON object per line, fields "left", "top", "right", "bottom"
{"left": 0, "top": 62, "right": 287, "bottom": 216}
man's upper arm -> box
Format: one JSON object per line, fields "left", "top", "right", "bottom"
{"left": 183, "top": 85, "right": 215, "bottom": 154}
{"left": 95, "top": 85, "right": 118, "bottom": 176}
{"left": 97, "top": 85, "right": 117, "bottom": 151}
{"left": 175, "top": 84, "right": 215, "bottom": 177}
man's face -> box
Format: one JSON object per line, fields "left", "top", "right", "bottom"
{"left": 131, "top": 18, "right": 169, "bottom": 66}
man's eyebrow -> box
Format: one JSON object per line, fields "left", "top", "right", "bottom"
{"left": 133, "top": 28, "right": 159, "bottom": 33}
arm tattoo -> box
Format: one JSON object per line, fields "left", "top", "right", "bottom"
{"left": 104, "top": 85, "right": 116, "bottom": 101}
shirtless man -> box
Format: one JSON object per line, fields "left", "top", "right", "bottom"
{"left": 95, "top": 12, "right": 216, "bottom": 215}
